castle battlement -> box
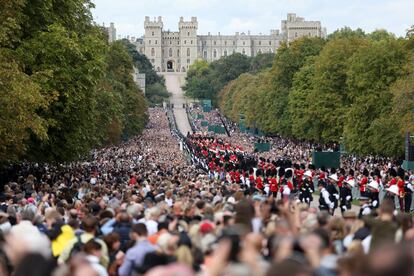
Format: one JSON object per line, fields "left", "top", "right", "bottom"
{"left": 134, "top": 14, "right": 325, "bottom": 73}
{"left": 144, "top": 16, "right": 163, "bottom": 28}
{"left": 178, "top": 17, "right": 198, "bottom": 29}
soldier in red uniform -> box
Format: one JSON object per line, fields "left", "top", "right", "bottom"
{"left": 255, "top": 172, "right": 264, "bottom": 191}
{"left": 359, "top": 169, "right": 369, "bottom": 198}
{"left": 269, "top": 173, "right": 278, "bottom": 198}
{"left": 386, "top": 168, "right": 398, "bottom": 201}
{"left": 397, "top": 168, "right": 406, "bottom": 212}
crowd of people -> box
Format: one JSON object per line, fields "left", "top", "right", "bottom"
{"left": 0, "top": 107, "right": 413, "bottom": 276}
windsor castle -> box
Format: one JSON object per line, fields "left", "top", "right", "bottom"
{"left": 107, "top": 13, "right": 326, "bottom": 73}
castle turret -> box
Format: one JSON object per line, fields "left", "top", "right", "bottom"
{"left": 178, "top": 17, "right": 198, "bottom": 72}
{"left": 144, "top": 16, "right": 163, "bottom": 71}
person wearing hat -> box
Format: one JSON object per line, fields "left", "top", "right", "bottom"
{"left": 317, "top": 181, "right": 334, "bottom": 215}
{"left": 327, "top": 171, "right": 340, "bottom": 213}
{"left": 403, "top": 175, "right": 413, "bottom": 213}
{"left": 255, "top": 171, "right": 264, "bottom": 192}
{"left": 268, "top": 172, "right": 278, "bottom": 199}
{"left": 281, "top": 168, "right": 294, "bottom": 201}
{"left": 396, "top": 168, "right": 406, "bottom": 212}
{"left": 367, "top": 171, "right": 380, "bottom": 209}
{"left": 299, "top": 170, "right": 313, "bottom": 205}
{"left": 339, "top": 168, "right": 352, "bottom": 213}
{"left": 359, "top": 169, "right": 369, "bottom": 198}
{"left": 358, "top": 196, "right": 372, "bottom": 219}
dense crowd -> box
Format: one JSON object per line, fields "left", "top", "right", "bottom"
{"left": 0, "top": 107, "right": 413, "bottom": 276}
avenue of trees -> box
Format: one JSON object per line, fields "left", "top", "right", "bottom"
{"left": 0, "top": 0, "right": 148, "bottom": 163}
{"left": 190, "top": 28, "right": 414, "bottom": 157}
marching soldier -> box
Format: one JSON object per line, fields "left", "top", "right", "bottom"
{"left": 339, "top": 168, "right": 352, "bottom": 213}
{"left": 299, "top": 170, "right": 313, "bottom": 204}
{"left": 359, "top": 169, "right": 369, "bottom": 198}
{"left": 397, "top": 168, "right": 406, "bottom": 212}
{"left": 328, "top": 171, "right": 340, "bottom": 213}
{"left": 367, "top": 170, "right": 380, "bottom": 208}
{"left": 318, "top": 181, "right": 334, "bottom": 215}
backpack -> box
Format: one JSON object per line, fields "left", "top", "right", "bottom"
{"left": 69, "top": 234, "right": 84, "bottom": 259}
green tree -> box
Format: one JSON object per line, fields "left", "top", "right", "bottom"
{"left": 328, "top": 27, "right": 366, "bottom": 40}
{"left": 303, "top": 36, "right": 367, "bottom": 143}
{"left": 183, "top": 60, "right": 214, "bottom": 99}
{"left": 343, "top": 38, "right": 408, "bottom": 155}
{"left": 249, "top": 53, "right": 274, "bottom": 73}
{"left": 18, "top": 24, "right": 107, "bottom": 161}
{"left": 120, "top": 39, "right": 165, "bottom": 86}
{"left": 258, "top": 37, "right": 326, "bottom": 136}
{"left": 288, "top": 57, "right": 320, "bottom": 140}
{"left": 0, "top": 50, "right": 50, "bottom": 162}
{"left": 146, "top": 83, "right": 170, "bottom": 106}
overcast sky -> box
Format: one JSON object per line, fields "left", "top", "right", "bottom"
{"left": 92, "top": 0, "right": 414, "bottom": 38}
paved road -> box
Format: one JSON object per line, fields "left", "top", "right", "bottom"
{"left": 163, "top": 73, "right": 192, "bottom": 135}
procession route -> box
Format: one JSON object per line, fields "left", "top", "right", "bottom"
{"left": 163, "top": 72, "right": 192, "bottom": 135}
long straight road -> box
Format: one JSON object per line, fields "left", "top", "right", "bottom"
{"left": 163, "top": 73, "right": 192, "bottom": 135}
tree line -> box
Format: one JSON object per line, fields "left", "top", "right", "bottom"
{"left": 183, "top": 52, "right": 274, "bottom": 105}
{"left": 188, "top": 28, "right": 414, "bottom": 157}
{"left": 0, "top": 0, "right": 148, "bottom": 164}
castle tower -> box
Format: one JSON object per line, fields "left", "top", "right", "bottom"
{"left": 178, "top": 17, "right": 198, "bottom": 72}
{"left": 144, "top": 16, "right": 163, "bottom": 72}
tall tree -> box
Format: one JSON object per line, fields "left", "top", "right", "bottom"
{"left": 343, "top": 38, "right": 408, "bottom": 155}
{"left": 0, "top": 50, "right": 50, "bottom": 162}
{"left": 258, "top": 37, "right": 325, "bottom": 136}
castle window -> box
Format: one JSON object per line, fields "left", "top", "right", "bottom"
{"left": 191, "top": 40, "right": 193, "bottom": 44}
{"left": 233, "top": 41, "right": 235, "bottom": 45}
{"left": 187, "top": 48, "right": 190, "bottom": 57}
{"left": 214, "top": 41, "right": 216, "bottom": 45}
{"left": 169, "top": 48, "right": 172, "bottom": 57}
{"left": 213, "top": 49, "right": 217, "bottom": 58}
{"left": 152, "top": 31, "right": 154, "bottom": 36}
{"left": 269, "top": 41, "right": 271, "bottom": 45}
{"left": 243, "top": 41, "right": 245, "bottom": 46}
{"left": 151, "top": 48, "right": 155, "bottom": 56}
{"left": 203, "top": 51, "right": 207, "bottom": 59}
{"left": 242, "top": 49, "right": 245, "bottom": 55}
{"left": 225, "top": 41, "right": 227, "bottom": 46}
{"left": 188, "top": 32, "right": 190, "bottom": 36}
{"left": 155, "top": 40, "right": 157, "bottom": 44}
{"left": 224, "top": 50, "right": 227, "bottom": 57}
{"left": 259, "top": 41, "right": 261, "bottom": 46}
{"left": 184, "top": 40, "right": 186, "bottom": 44}
{"left": 149, "top": 40, "right": 151, "bottom": 44}
{"left": 187, "top": 59, "right": 190, "bottom": 64}
{"left": 177, "top": 49, "right": 180, "bottom": 57}
{"left": 170, "top": 40, "right": 172, "bottom": 44}
{"left": 178, "top": 41, "right": 180, "bottom": 45}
